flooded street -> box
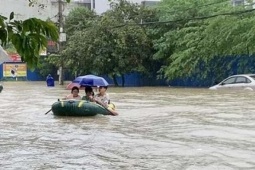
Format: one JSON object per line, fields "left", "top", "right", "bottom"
{"left": 0, "top": 81, "right": 255, "bottom": 170}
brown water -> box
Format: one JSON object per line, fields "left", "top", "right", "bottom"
{"left": 0, "top": 81, "right": 255, "bottom": 170}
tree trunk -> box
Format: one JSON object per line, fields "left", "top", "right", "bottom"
{"left": 113, "top": 74, "right": 119, "bottom": 87}
{"left": 121, "top": 74, "right": 125, "bottom": 87}
{"left": 58, "top": 66, "right": 64, "bottom": 85}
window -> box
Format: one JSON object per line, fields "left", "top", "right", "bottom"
{"left": 249, "top": 75, "right": 255, "bottom": 80}
{"left": 232, "top": 0, "right": 244, "bottom": 6}
{"left": 222, "top": 77, "right": 236, "bottom": 84}
{"left": 235, "top": 76, "right": 250, "bottom": 83}
{"left": 141, "top": 1, "right": 159, "bottom": 6}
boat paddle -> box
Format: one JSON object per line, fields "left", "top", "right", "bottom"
{"left": 45, "top": 108, "right": 52, "bottom": 115}
{"left": 91, "top": 98, "right": 117, "bottom": 116}
{"left": 45, "top": 99, "right": 59, "bottom": 115}
{"left": 97, "top": 101, "right": 118, "bottom": 116}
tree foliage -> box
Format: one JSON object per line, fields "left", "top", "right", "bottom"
{"left": 154, "top": 0, "right": 255, "bottom": 81}
{"left": 62, "top": 0, "right": 156, "bottom": 86}
{"left": 0, "top": 0, "right": 71, "bottom": 68}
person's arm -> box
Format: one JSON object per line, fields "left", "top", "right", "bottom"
{"left": 106, "top": 93, "right": 110, "bottom": 104}
{"left": 63, "top": 94, "right": 71, "bottom": 100}
{"left": 94, "top": 96, "right": 118, "bottom": 116}
{"left": 76, "top": 95, "right": 82, "bottom": 100}
{"left": 108, "top": 109, "right": 118, "bottom": 116}
{"left": 93, "top": 98, "right": 105, "bottom": 106}
{"left": 95, "top": 99, "right": 118, "bottom": 116}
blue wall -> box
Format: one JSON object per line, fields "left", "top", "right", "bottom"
{"left": 4, "top": 55, "right": 254, "bottom": 87}
{"left": 0, "top": 63, "right": 44, "bottom": 81}
{"left": 103, "top": 72, "right": 167, "bottom": 87}
{"left": 168, "top": 55, "right": 255, "bottom": 87}
{"left": 27, "top": 69, "right": 44, "bottom": 81}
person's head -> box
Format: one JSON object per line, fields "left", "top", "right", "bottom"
{"left": 71, "top": 86, "right": 79, "bottom": 96}
{"left": 85, "top": 86, "right": 93, "bottom": 96}
{"left": 99, "top": 86, "right": 108, "bottom": 94}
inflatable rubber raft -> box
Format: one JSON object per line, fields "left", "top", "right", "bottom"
{"left": 52, "top": 100, "right": 112, "bottom": 116}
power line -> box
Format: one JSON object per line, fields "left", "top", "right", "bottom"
{"left": 110, "top": 7, "right": 255, "bottom": 29}
{"left": 163, "top": 0, "right": 230, "bottom": 14}
{"left": 144, "top": 8, "right": 255, "bottom": 25}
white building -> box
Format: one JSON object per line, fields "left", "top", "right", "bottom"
{"left": 0, "top": 46, "right": 11, "bottom": 64}
{"left": 96, "top": 0, "right": 160, "bottom": 13}
{"left": 0, "top": 0, "right": 160, "bottom": 22}
{"left": 0, "top": 0, "right": 91, "bottom": 22}
{"left": 232, "top": 0, "right": 255, "bottom": 8}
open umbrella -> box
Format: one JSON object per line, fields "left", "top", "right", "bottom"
{"left": 66, "top": 75, "right": 109, "bottom": 90}
{"left": 75, "top": 75, "right": 109, "bottom": 87}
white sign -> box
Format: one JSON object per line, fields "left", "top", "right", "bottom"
{"left": 59, "top": 33, "right": 66, "bottom": 42}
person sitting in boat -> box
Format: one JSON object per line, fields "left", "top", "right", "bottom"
{"left": 82, "top": 86, "right": 118, "bottom": 116}
{"left": 82, "top": 86, "right": 95, "bottom": 102}
{"left": 63, "top": 86, "right": 81, "bottom": 100}
{"left": 94, "top": 86, "right": 118, "bottom": 116}
{"left": 94, "top": 86, "right": 110, "bottom": 107}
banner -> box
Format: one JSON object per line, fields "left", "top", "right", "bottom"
{"left": 3, "top": 63, "right": 27, "bottom": 77}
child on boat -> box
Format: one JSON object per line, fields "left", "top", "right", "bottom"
{"left": 63, "top": 86, "right": 81, "bottom": 100}
{"left": 82, "top": 86, "right": 118, "bottom": 116}
{"left": 94, "top": 86, "right": 118, "bottom": 116}
{"left": 94, "top": 86, "right": 110, "bottom": 107}
{"left": 82, "top": 86, "right": 95, "bottom": 102}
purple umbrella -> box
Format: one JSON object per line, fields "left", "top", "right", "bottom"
{"left": 73, "top": 74, "right": 109, "bottom": 87}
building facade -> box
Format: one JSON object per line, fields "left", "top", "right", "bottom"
{"left": 232, "top": 0, "right": 255, "bottom": 7}
{"left": 0, "top": 0, "right": 96, "bottom": 22}
{"left": 0, "top": 0, "right": 160, "bottom": 22}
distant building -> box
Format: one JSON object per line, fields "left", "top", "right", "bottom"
{"left": 232, "top": 0, "right": 245, "bottom": 6}
{"left": 0, "top": 0, "right": 97, "bottom": 22}
{"left": 232, "top": 0, "right": 255, "bottom": 8}
{"left": 141, "top": 0, "right": 160, "bottom": 6}
{"left": 0, "top": 0, "right": 160, "bottom": 21}
{"left": 0, "top": 46, "right": 11, "bottom": 65}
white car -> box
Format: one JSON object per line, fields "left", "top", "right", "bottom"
{"left": 209, "top": 74, "right": 255, "bottom": 91}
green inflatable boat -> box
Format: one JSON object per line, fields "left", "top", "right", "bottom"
{"left": 52, "top": 100, "right": 112, "bottom": 116}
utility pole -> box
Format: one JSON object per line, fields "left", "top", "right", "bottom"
{"left": 58, "top": 0, "right": 64, "bottom": 85}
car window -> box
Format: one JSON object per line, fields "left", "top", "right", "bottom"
{"left": 222, "top": 77, "right": 236, "bottom": 84}
{"left": 249, "top": 75, "right": 255, "bottom": 80}
{"left": 235, "top": 76, "right": 249, "bottom": 83}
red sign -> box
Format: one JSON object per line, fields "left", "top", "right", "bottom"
{"left": 48, "top": 41, "right": 56, "bottom": 46}
{"left": 8, "top": 53, "right": 21, "bottom": 62}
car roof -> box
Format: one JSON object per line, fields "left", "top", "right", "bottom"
{"left": 230, "top": 74, "right": 255, "bottom": 77}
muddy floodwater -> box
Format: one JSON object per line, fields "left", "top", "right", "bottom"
{"left": 0, "top": 81, "right": 254, "bottom": 170}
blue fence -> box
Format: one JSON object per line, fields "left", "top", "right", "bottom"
{"left": 103, "top": 72, "right": 167, "bottom": 87}
{"left": 2, "top": 55, "right": 254, "bottom": 87}
{"left": 169, "top": 55, "right": 255, "bottom": 87}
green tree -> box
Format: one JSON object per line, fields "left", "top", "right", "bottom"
{"left": 153, "top": 0, "right": 255, "bottom": 81}
{"left": 0, "top": 0, "right": 71, "bottom": 68}
{"left": 57, "top": 7, "right": 99, "bottom": 77}
{"left": 63, "top": 0, "right": 156, "bottom": 86}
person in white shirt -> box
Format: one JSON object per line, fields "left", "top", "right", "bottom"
{"left": 93, "top": 86, "right": 118, "bottom": 116}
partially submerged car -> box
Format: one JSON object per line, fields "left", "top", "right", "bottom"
{"left": 209, "top": 74, "right": 255, "bottom": 91}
